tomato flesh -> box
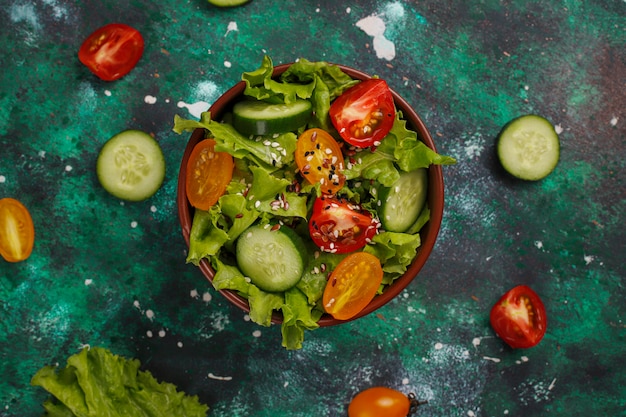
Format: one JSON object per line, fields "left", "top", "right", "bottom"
{"left": 309, "top": 197, "right": 379, "bottom": 254}
{"left": 295, "top": 128, "right": 345, "bottom": 195}
{"left": 330, "top": 79, "right": 396, "bottom": 148}
{"left": 0, "top": 198, "right": 35, "bottom": 263}
{"left": 186, "top": 139, "right": 234, "bottom": 210}
{"left": 323, "top": 252, "right": 383, "bottom": 320}
{"left": 490, "top": 285, "right": 547, "bottom": 349}
{"left": 348, "top": 387, "right": 410, "bottom": 417}
{"left": 78, "top": 23, "right": 144, "bottom": 81}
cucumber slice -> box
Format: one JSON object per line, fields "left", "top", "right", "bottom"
{"left": 380, "top": 168, "right": 428, "bottom": 233}
{"left": 208, "top": 0, "right": 250, "bottom": 6}
{"left": 497, "top": 114, "right": 560, "bottom": 181}
{"left": 236, "top": 224, "right": 306, "bottom": 292}
{"left": 96, "top": 130, "right": 165, "bottom": 201}
{"left": 232, "top": 99, "right": 312, "bottom": 136}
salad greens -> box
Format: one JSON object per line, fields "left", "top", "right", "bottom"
{"left": 31, "top": 346, "right": 208, "bottom": 417}
{"left": 174, "top": 56, "right": 456, "bottom": 349}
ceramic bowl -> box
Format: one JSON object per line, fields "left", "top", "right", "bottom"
{"left": 177, "top": 63, "right": 444, "bottom": 327}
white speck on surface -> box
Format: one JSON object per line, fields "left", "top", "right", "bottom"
{"left": 610, "top": 116, "right": 619, "bottom": 126}
{"left": 548, "top": 378, "right": 557, "bottom": 390}
{"left": 177, "top": 341, "right": 183, "bottom": 348}
{"left": 104, "top": 90, "right": 112, "bottom": 96}
{"left": 0, "top": 175, "right": 5, "bottom": 183}
{"left": 356, "top": 15, "right": 396, "bottom": 61}
{"left": 150, "top": 205, "right": 157, "bottom": 213}
{"left": 434, "top": 342, "right": 444, "bottom": 350}
{"left": 158, "top": 329, "right": 166, "bottom": 337}
{"left": 84, "top": 279, "right": 93, "bottom": 286}
{"left": 130, "top": 221, "right": 138, "bottom": 228}
{"left": 144, "top": 95, "right": 157, "bottom": 104}
{"left": 145, "top": 309, "right": 155, "bottom": 320}
{"left": 65, "top": 165, "right": 72, "bottom": 172}
{"left": 584, "top": 254, "right": 595, "bottom": 265}
{"left": 483, "top": 356, "right": 501, "bottom": 363}
{"left": 555, "top": 124, "right": 564, "bottom": 134}
{"left": 190, "top": 289, "right": 199, "bottom": 298}
{"left": 468, "top": 411, "right": 476, "bottom": 417}
{"left": 224, "top": 60, "right": 232, "bottom": 68}
{"left": 39, "top": 151, "right": 46, "bottom": 158}
{"left": 146, "top": 330, "right": 153, "bottom": 338}
{"left": 177, "top": 101, "right": 210, "bottom": 118}
{"left": 472, "top": 337, "right": 481, "bottom": 348}
{"left": 133, "top": 300, "right": 141, "bottom": 310}
{"left": 208, "top": 373, "right": 233, "bottom": 381}
{"left": 225, "top": 21, "right": 238, "bottom": 36}
{"left": 202, "top": 292, "right": 212, "bottom": 303}
{"left": 534, "top": 240, "right": 543, "bottom": 249}
{"left": 402, "top": 378, "right": 409, "bottom": 385}
{"left": 252, "top": 330, "right": 262, "bottom": 338}
{"left": 346, "top": 7, "right": 351, "bottom": 13}
{"left": 521, "top": 356, "right": 529, "bottom": 362}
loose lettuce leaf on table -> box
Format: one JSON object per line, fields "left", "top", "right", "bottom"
{"left": 31, "top": 346, "right": 208, "bottom": 417}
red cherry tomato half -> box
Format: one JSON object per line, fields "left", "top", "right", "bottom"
{"left": 78, "top": 23, "right": 144, "bottom": 81}
{"left": 0, "top": 198, "right": 35, "bottom": 263}
{"left": 348, "top": 387, "right": 428, "bottom": 417}
{"left": 323, "top": 252, "right": 383, "bottom": 320}
{"left": 329, "top": 79, "right": 396, "bottom": 148}
{"left": 490, "top": 285, "right": 547, "bottom": 349}
{"left": 309, "top": 196, "right": 379, "bottom": 254}
{"left": 295, "top": 128, "right": 346, "bottom": 195}
{"left": 186, "top": 139, "right": 234, "bottom": 211}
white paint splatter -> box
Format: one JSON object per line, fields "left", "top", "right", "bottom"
{"left": 145, "top": 309, "right": 155, "bottom": 320}
{"left": 483, "top": 356, "right": 501, "bottom": 363}
{"left": 534, "top": 240, "right": 543, "bottom": 249}
{"left": 472, "top": 337, "right": 481, "bottom": 348}
{"left": 208, "top": 373, "right": 233, "bottom": 381}
{"left": 202, "top": 292, "right": 212, "bottom": 303}
{"left": 158, "top": 329, "right": 166, "bottom": 337}
{"left": 225, "top": 21, "right": 238, "bottom": 36}
{"left": 190, "top": 289, "right": 199, "bottom": 298}
{"left": 464, "top": 134, "right": 485, "bottom": 158}
{"left": 150, "top": 205, "right": 157, "bottom": 213}
{"left": 0, "top": 175, "right": 5, "bottom": 183}
{"left": 177, "top": 341, "right": 183, "bottom": 348}
{"left": 555, "top": 124, "right": 564, "bottom": 134}
{"left": 104, "top": 90, "right": 112, "bottom": 96}
{"left": 146, "top": 330, "right": 153, "bottom": 337}
{"left": 356, "top": 15, "right": 396, "bottom": 61}
{"left": 434, "top": 342, "right": 444, "bottom": 350}
{"left": 402, "top": 377, "right": 410, "bottom": 385}
{"left": 252, "top": 330, "right": 262, "bottom": 338}
{"left": 224, "top": 60, "right": 232, "bottom": 68}
{"left": 610, "top": 116, "right": 619, "bottom": 126}
{"left": 64, "top": 165, "right": 72, "bottom": 172}
{"left": 346, "top": 7, "right": 351, "bottom": 13}
{"left": 178, "top": 101, "right": 210, "bottom": 118}
{"left": 130, "top": 221, "right": 138, "bottom": 228}
{"left": 584, "top": 254, "right": 595, "bottom": 265}
{"left": 84, "top": 279, "right": 93, "bottom": 286}
{"left": 144, "top": 95, "right": 157, "bottom": 104}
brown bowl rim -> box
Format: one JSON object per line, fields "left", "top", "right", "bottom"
{"left": 176, "top": 63, "right": 444, "bottom": 327}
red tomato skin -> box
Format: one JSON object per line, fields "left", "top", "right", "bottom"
{"left": 308, "top": 196, "right": 379, "bottom": 254}
{"left": 348, "top": 387, "right": 410, "bottom": 417}
{"left": 78, "top": 23, "right": 144, "bottom": 81}
{"left": 0, "top": 198, "right": 35, "bottom": 263}
{"left": 490, "top": 285, "right": 547, "bottom": 349}
{"left": 329, "top": 79, "right": 396, "bottom": 148}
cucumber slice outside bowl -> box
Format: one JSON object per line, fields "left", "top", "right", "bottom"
{"left": 176, "top": 62, "right": 445, "bottom": 327}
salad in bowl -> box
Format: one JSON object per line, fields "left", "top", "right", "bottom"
{"left": 174, "top": 56, "right": 455, "bottom": 349}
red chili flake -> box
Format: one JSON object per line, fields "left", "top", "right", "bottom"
{"left": 270, "top": 224, "right": 281, "bottom": 231}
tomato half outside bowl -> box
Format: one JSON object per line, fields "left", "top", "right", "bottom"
{"left": 176, "top": 63, "right": 445, "bottom": 327}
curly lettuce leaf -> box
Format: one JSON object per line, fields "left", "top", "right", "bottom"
{"left": 31, "top": 347, "right": 208, "bottom": 417}
{"left": 281, "top": 287, "right": 321, "bottom": 350}
{"left": 365, "top": 231, "right": 422, "bottom": 284}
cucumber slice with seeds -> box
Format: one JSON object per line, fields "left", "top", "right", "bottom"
{"left": 380, "top": 168, "right": 428, "bottom": 233}
{"left": 232, "top": 99, "right": 312, "bottom": 136}
{"left": 97, "top": 130, "right": 165, "bottom": 201}
{"left": 497, "top": 114, "right": 560, "bottom": 181}
{"left": 236, "top": 224, "right": 306, "bottom": 292}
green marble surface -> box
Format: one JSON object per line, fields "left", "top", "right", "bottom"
{"left": 1, "top": 0, "right": 624, "bottom": 416}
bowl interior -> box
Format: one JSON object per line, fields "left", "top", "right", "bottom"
{"left": 176, "top": 63, "right": 444, "bottom": 327}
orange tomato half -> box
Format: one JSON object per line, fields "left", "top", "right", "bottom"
{"left": 323, "top": 251, "right": 383, "bottom": 320}
{"left": 186, "top": 139, "right": 234, "bottom": 211}
{"left": 0, "top": 198, "right": 35, "bottom": 262}
{"left": 295, "top": 128, "right": 345, "bottom": 195}
{"left": 348, "top": 387, "right": 411, "bottom": 417}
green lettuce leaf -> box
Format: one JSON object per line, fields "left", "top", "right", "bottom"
{"left": 280, "top": 288, "right": 321, "bottom": 350}
{"left": 31, "top": 347, "right": 208, "bottom": 417}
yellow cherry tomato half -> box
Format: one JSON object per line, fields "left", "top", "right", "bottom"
{"left": 323, "top": 251, "right": 383, "bottom": 320}
{"left": 186, "top": 139, "right": 234, "bottom": 211}
{"left": 0, "top": 198, "right": 35, "bottom": 262}
{"left": 348, "top": 387, "right": 411, "bottom": 417}
{"left": 295, "top": 128, "right": 345, "bottom": 195}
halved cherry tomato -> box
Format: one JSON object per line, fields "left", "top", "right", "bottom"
{"left": 309, "top": 196, "right": 379, "bottom": 254}
{"left": 490, "top": 285, "right": 547, "bottom": 349}
{"left": 0, "top": 198, "right": 35, "bottom": 263}
{"left": 186, "top": 139, "right": 234, "bottom": 210}
{"left": 295, "top": 128, "right": 345, "bottom": 195}
{"left": 348, "top": 387, "right": 425, "bottom": 417}
{"left": 78, "top": 23, "right": 144, "bottom": 81}
{"left": 323, "top": 252, "right": 383, "bottom": 320}
{"left": 329, "top": 79, "right": 396, "bottom": 148}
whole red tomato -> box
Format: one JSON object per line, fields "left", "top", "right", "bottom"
{"left": 490, "top": 285, "right": 547, "bottom": 348}
{"left": 78, "top": 23, "right": 144, "bottom": 81}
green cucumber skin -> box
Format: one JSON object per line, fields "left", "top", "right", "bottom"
{"left": 380, "top": 168, "right": 428, "bottom": 233}
{"left": 232, "top": 99, "right": 312, "bottom": 136}
{"left": 236, "top": 224, "right": 306, "bottom": 292}
{"left": 497, "top": 114, "right": 560, "bottom": 181}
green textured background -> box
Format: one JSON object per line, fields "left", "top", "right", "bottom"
{"left": 1, "top": 0, "right": 624, "bottom": 416}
